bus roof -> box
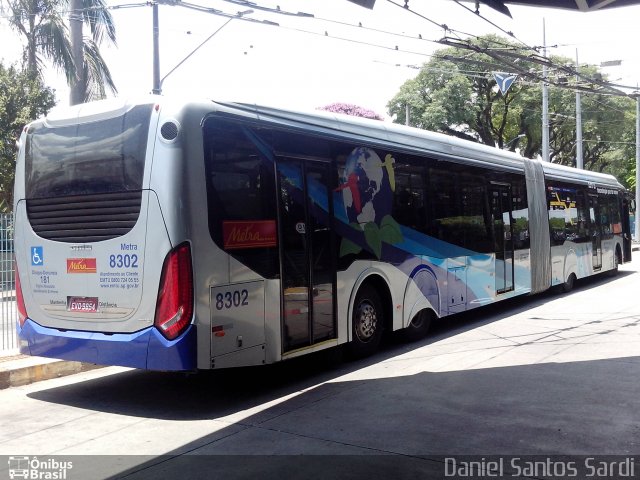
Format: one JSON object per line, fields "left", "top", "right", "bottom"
{"left": 32, "top": 96, "right": 624, "bottom": 190}
{"left": 209, "top": 100, "right": 623, "bottom": 189}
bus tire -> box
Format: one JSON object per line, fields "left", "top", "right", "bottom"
{"left": 561, "top": 273, "right": 576, "bottom": 293}
{"left": 608, "top": 248, "right": 621, "bottom": 276}
{"left": 402, "top": 309, "right": 432, "bottom": 342}
{"left": 349, "top": 285, "right": 384, "bottom": 358}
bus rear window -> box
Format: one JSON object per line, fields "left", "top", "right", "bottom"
{"left": 24, "top": 104, "right": 153, "bottom": 198}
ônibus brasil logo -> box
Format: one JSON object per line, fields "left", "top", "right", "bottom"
{"left": 7, "top": 456, "right": 73, "bottom": 479}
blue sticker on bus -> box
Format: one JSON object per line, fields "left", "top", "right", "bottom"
{"left": 31, "top": 246, "right": 44, "bottom": 266}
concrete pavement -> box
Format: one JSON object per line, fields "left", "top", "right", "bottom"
{"left": 0, "top": 257, "right": 639, "bottom": 479}
{"left": 0, "top": 350, "right": 102, "bottom": 389}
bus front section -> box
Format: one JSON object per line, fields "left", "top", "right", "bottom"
{"left": 13, "top": 99, "right": 196, "bottom": 371}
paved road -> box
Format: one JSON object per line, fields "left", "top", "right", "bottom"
{"left": 1, "top": 260, "right": 639, "bottom": 479}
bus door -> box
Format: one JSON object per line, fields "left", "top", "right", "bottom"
{"left": 588, "top": 193, "right": 602, "bottom": 270}
{"left": 277, "top": 159, "right": 337, "bottom": 353}
{"left": 490, "top": 183, "right": 514, "bottom": 294}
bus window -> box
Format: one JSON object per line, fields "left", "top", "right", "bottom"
{"left": 547, "top": 184, "right": 577, "bottom": 245}
{"left": 392, "top": 157, "right": 426, "bottom": 232}
{"left": 459, "top": 175, "right": 491, "bottom": 253}
{"left": 25, "top": 104, "right": 151, "bottom": 198}
{"left": 428, "top": 165, "right": 491, "bottom": 253}
{"left": 511, "top": 179, "right": 530, "bottom": 250}
{"left": 203, "top": 119, "right": 279, "bottom": 279}
{"left": 575, "top": 190, "right": 590, "bottom": 242}
{"left": 599, "top": 192, "right": 616, "bottom": 238}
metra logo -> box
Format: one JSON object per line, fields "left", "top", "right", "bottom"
{"left": 67, "top": 258, "right": 97, "bottom": 273}
{"left": 223, "top": 220, "right": 277, "bottom": 250}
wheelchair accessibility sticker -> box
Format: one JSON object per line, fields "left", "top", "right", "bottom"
{"left": 31, "top": 246, "right": 44, "bottom": 266}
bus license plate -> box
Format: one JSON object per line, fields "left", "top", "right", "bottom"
{"left": 67, "top": 296, "right": 99, "bottom": 313}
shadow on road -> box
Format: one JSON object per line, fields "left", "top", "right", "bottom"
{"left": 26, "top": 269, "right": 636, "bottom": 422}
{"left": 23, "top": 268, "right": 640, "bottom": 478}
{"left": 42, "top": 355, "right": 640, "bottom": 479}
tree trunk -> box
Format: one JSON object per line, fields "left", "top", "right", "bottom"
{"left": 27, "top": 12, "right": 37, "bottom": 76}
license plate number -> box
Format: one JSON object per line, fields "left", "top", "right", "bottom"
{"left": 67, "top": 296, "right": 99, "bottom": 313}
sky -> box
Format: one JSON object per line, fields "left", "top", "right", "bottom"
{"left": 1, "top": 0, "right": 640, "bottom": 119}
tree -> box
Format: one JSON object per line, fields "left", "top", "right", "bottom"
{"left": 319, "top": 103, "right": 384, "bottom": 120}
{"left": 386, "top": 34, "right": 635, "bottom": 174}
{"left": 2, "top": 0, "right": 117, "bottom": 103}
{"left": 0, "top": 62, "right": 56, "bottom": 212}
{"left": 387, "top": 35, "right": 527, "bottom": 147}
{"left": 69, "top": 0, "right": 117, "bottom": 104}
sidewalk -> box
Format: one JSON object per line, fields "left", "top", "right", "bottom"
{"left": 1, "top": 287, "right": 105, "bottom": 389}
{"left": 0, "top": 349, "right": 102, "bottom": 389}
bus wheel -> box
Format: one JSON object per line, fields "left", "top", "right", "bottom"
{"left": 349, "top": 285, "right": 383, "bottom": 358}
{"left": 561, "top": 273, "right": 576, "bottom": 293}
{"left": 402, "top": 309, "right": 432, "bottom": 342}
{"left": 608, "top": 249, "right": 621, "bottom": 276}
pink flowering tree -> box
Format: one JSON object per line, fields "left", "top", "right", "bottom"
{"left": 318, "top": 103, "right": 383, "bottom": 121}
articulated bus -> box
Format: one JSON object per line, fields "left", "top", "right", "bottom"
{"left": 13, "top": 97, "right": 632, "bottom": 371}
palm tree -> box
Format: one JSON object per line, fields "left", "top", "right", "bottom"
{"left": 3, "top": 0, "right": 117, "bottom": 103}
{"left": 69, "top": 0, "right": 117, "bottom": 103}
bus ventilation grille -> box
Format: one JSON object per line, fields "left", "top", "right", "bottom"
{"left": 160, "top": 121, "right": 179, "bottom": 141}
{"left": 26, "top": 191, "right": 142, "bottom": 243}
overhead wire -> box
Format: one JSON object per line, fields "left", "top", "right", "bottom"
{"left": 446, "top": 1, "right": 638, "bottom": 96}
{"left": 452, "top": 0, "right": 519, "bottom": 43}
{"left": 3, "top": 0, "right": 637, "bottom": 99}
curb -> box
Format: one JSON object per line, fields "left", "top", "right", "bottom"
{"left": 0, "top": 356, "right": 103, "bottom": 390}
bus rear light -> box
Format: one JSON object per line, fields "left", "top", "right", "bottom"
{"left": 15, "top": 261, "right": 28, "bottom": 327}
{"left": 154, "top": 243, "right": 194, "bottom": 340}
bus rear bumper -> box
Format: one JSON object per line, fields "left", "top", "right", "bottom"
{"left": 17, "top": 319, "right": 197, "bottom": 371}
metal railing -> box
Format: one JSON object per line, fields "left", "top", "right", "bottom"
{"left": 1, "top": 213, "right": 17, "bottom": 352}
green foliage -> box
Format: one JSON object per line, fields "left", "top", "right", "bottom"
{"left": 3, "top": 0, "right": 75, "bottom": 79}
{"left": 387, "top": 34, "right": 636, "bottom": 179}
{"left": 513, "top": 217, "right": 529, "bottom": 237}
{"left": 3, "top": 0, "right": 117, "bottom": 102}
{"left": 0, "top": 63, "right": 56, "bottom": 212}
{"left": 549, "top": 217, "right": 565, "bottom": 230}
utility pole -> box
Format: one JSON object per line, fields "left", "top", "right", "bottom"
{"left": 150, "top": 4, "right": 255, "bottom": 95}
{"left": 69, "top": 0, "right": 85, "bottom": 105}
{"left": 541, "top": 19, "right": 550, "bottom": 162}
{"left": 635, "top": 93, "right": 640, "bottom": 242}
{"left": 152, "top": 2, "right": 161, "bottom": 95}
{"left": 575, "top": 49, "right": 583, "bottom": 169}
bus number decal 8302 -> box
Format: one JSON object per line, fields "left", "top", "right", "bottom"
{"left": 215, "top": 289, "right": 249, "bottom": 310}
{"left": 109, "top": 254, "right": 139, "bottom": 268}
